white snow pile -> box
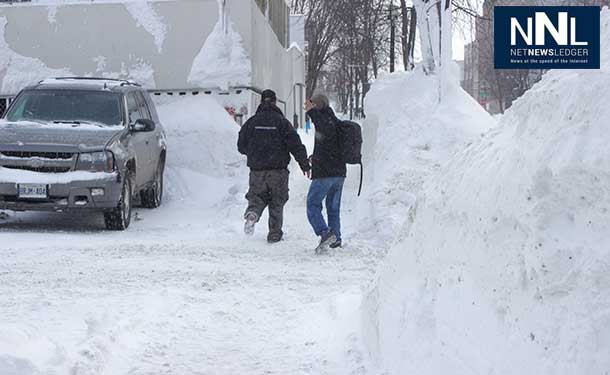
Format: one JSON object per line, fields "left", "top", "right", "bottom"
{"left": 156, "top": 95, "right": 246, "bottom": 207}
{"left": 0, "top": 17, "right": 72, "bottom": 94}
{"left": 359, "top": 67, "right": 492, "bottom": 245}
{"left": 364, "top": 8, "right": 610, "bottom": 375}
{"left": 187, "top": 21, "right": 251, "bottom": 91}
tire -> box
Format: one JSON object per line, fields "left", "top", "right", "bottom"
{"left": 140, "top": 160, "right": 164, "bottom": 209}
{"left": 104, "top": 172, "right": 133, "bottom": 230}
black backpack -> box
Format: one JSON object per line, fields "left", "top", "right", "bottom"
{"left": 337, "top": 120, "right": 364, "bottom": 196}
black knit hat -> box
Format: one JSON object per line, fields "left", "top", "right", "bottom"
{"left": 261, "top": 89, "right": 277, "bottom": 103}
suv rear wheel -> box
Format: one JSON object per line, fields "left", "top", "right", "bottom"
{"left": 141, "top": 160, "right": 164, "bottom": 209}
{"left": 104, "top": 172, "right": 133, "bottom": 230}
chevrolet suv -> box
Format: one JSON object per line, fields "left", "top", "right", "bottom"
{"left": 0, "top": 77, "right": 167, "bottom": 230}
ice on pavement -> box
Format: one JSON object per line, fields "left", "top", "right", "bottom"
{"left": 364, "top": 8, "right": 610, "bottom": 375}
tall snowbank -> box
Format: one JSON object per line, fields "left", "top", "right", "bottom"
{"left": 364, "top": 8, "right": 610, "bottom": 375}
{"left": 157, "top": 95, "right": 243, "bottom": 179}
{"left": 155, "top": 95, "right": 246, "bottom": 208}
{"left": 359, "top": 67, "right": 492, "bottom": 244}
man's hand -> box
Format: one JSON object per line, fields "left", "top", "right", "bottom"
{"left": 303, "top": 169, "right": 312, "bottom": 180}
{"left": 304, "top": 99, "right": 316, "bottom": 112}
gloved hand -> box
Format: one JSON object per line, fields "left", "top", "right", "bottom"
{"left": 300, "top": 160, "right": 312, "bottom": 180}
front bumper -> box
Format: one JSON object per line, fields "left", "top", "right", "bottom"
{"left": 0, "top": 172, "right": 121, "bottom": 212}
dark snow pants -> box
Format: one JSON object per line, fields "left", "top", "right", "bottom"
{"left": 245, "top": 169, "right": 289, "bottom": 241}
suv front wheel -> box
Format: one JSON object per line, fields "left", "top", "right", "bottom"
{"left": 104, "top": 172, "right": 133, "bottom": 230}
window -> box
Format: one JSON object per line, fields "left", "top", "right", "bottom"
{"left": 135, "top": 91, "right": 152, "bottom": 120}
{"left": 5, "top": 90, "right": 122, "bottom": 126}
{"left": 127, "top": 92, "right": 144, "bottom": 124}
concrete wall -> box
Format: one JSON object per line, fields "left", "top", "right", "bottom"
{"left": 0, "top": 0, "right": 305, "bottom": 122}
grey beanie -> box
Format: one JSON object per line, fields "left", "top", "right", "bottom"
{"left": 311, "top": 93, "right": 330, "bottom": 109}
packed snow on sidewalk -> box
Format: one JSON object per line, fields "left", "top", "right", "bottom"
{"left": 0, "top": 94, "right": 380, "bottom": 375}
{"left": 358, "top": 66, "right": 493, "bottom": 246}
{"left": 363, "top": 8, "right": 610, "bottom": 375}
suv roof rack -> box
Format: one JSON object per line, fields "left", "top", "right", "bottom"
{"left": 39, "top": 77, "right": 142, "bottom": 87}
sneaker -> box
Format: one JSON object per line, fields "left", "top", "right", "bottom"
{"left": 315, "top": 230, "right": 337, "bottom": 255}
{"left": 330, "top": 240, "right": 342, "bottom": 249}
{"left": 244, "top": 212, "right": 258, "bottom": 236}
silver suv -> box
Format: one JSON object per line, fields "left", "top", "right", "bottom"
{"left": 0, "top": 77, "right": 167, "bottom": 230}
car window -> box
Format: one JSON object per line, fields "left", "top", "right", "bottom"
{"left": 135, "top": 91, "right": 152, "bottom": 120}
{"left": 5, "top": 90, "right": 122, "bottom": 126}
{"left": 127, "top": 92, "right": 144, "bottom": 124}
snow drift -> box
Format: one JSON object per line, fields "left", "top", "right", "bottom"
{"left": 364, "top": 8, "right": 610, "bottom": 375}
{"left": 155, "top": 95, "right": 246, "bottom": 209}
{"left": 359, "top": 66, "right": 492, "bottom": 245}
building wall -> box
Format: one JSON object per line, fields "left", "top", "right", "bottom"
{"left": 0, "top": 0, "right": 304, "bottom": 123}
{"left": 247, "top": 0, "right": 305, "bottom": 124}
{"left": 253, "top": 0, "right": 289, "bottom": 47}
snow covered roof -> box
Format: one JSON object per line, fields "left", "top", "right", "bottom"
{"left": 38, "top": 77, "right": 141, "bottom": 89}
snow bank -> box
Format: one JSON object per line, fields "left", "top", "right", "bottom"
{"left": 187, "top": 21, "right": 251, "bottom": 91}
{"left": 155, "top": 95, "right": 246, "bottom": 208}
{"left": 364, "top": 8, "right": 610, "bottom": 375}
{"left": 157, "top": 95, "right": 242, "bottom": 179}
{"left": 359, "top": 67, "right": 492, "bottom": 245}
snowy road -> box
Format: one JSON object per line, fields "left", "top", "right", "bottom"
{"left": 0, "top": 100, "right": 382, "bottom": 374}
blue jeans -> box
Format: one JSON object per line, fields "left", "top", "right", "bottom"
{"left": 307, "top": 177, "right": 345, "bottom": 241}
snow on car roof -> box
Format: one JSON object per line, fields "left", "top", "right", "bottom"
{"left": 38, "top": 77, "right": 141, "bottom": 89}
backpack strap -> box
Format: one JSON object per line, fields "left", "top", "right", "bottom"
{"left": 358, "top": 162, "right": 363, "bottom": 197}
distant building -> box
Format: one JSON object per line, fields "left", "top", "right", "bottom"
{"left": 454, "top": 60, "right": 465, "bottom": 87}
{"left": 462, "top": 42, "right": 479, "bottom": 103}
{"left": 289, "top": 14, "right": 305, "bottom": 51}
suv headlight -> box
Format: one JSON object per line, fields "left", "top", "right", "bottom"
{"left": 76, "top": 151, "right": 115, "bottom": 172}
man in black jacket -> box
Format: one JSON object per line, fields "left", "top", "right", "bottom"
{"left": 305, "top": 94, "right": 346, "bottom": 253}
{"left": 238, "top": 89, "right": 311, "bottom": 243}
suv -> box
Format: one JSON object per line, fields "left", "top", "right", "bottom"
{"left": 0, "top": 77, "right": 167, "bottom": 230}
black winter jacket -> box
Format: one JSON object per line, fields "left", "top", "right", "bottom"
{"left": 307, "top": 106, "right": 347, "bottom": 179}
{"left": 238, "top": 103, "right": 310, "bottom": 172}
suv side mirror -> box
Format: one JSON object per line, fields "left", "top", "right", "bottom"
{"left": 131, "top": 118, "right": 156, "bottom": 132}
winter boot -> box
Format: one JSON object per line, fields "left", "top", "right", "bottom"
{"left": 315, "top": 230, "right": 337, "bottom": 255}
{"left": 330, "top": 240, "right": 342, "bottom": 249}
{"left": 267, "top": 234, "right": 283, "bottom": 244}
{"left": 244, "top": 212, "right": 258, "bottom": 236}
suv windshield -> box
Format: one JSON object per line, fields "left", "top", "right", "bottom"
{"left": 5, "top": 90, "right": 123, "bottom": 126}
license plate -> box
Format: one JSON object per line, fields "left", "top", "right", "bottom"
{"left": 18, "top": 184, "right": 48, "bottom": 199}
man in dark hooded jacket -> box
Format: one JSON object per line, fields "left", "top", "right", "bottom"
{"left": 238, "top": 89, "right": 311, "bottom": 243}
{"left": 305, "top": 94, "right": 347, "bottom": 253}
